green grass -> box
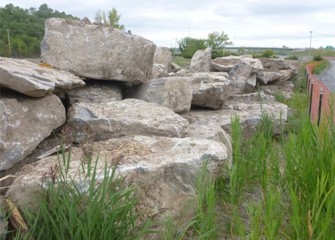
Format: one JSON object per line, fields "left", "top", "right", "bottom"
{"left": 172, "top": 56, "right": 191, "bottom": 68}
{"left": 165, "top": 65, "right": 335, "bottom": 239}
{"left": 14, "top": 148, "right": 151, "bottom": 240}
{"left": 292, "top": 49, "right": 335, "bottom": 57}
{"left": 313, "top": 59, "right": 330, "bottom": 74}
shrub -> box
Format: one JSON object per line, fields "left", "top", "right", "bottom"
{"left": 313, "top": 55, "right": 322, "bottom": 61}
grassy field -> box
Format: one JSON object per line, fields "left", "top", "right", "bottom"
{"left": 292, "top": 49, "right": 335, "bottom": 57}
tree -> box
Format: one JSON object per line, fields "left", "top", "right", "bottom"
{"left": 206, "top": 31, "right": 232, "bottom": 58}
{"left": 0, "top": 3, "right": 78, "bottom": 57}
{"left": 94, "top": 8, "right": 125, "bottom": 30}
{"left": 178, "top": 37, "right": 206, "bottom": 59}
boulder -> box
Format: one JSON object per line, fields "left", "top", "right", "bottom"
{"left": 212, "top": 55, "right": 255, "bottom": 68}
{"left": 191, "top": 72, "right": 231, "bottom": 109}
{"left": 41, "top": 18, "right": 156, "bottom": 84}
{"left": 0, "top": 57, "right": 85, "bottom": 97}
{"left": 170, "top": 63, "right": 181, "bottom": 73}
{"left": 210, "top": 62, "right": 232, "bottom": 72}
{"left": 66, "top": 81, "right": 122, "bottom": 105}
{"left": 153, "top": 47, "right": 172, "bottom": 70}
{"left": 67, "top": 99, "right": 189, "bottom": 142}
{"left": 189, "top": 48, "right": 211, "bottom": 72}
{"left": 182, "top": 101, "right": 287, "bottom": 138}
{"left": 131, "top": 77, "right": 192, "bottom": 113}
{"left": 151, "top": 64, "right": 169, "bottom": 79}
{"left": 229, "top": 62, "right": 257, "bottom": 94}
{"left": 0, "top": 93, "right": 65, "bottom": 170}
{"left": 228, "top": 92, "right": 276, "bottom": 103}
{"left": 260, "top": 57, "right": 294, "bottom": 71}
{"left": 187, "top": 122, "right": 232, "bottom": 158}
{"left": 211, "top": 56, "right": 264, "bottom": 94}
{"left": 257, "top": 70, "right": 292, "bottom": 85}
{"left": 260, "top": 82, "right": 295, "bottom": 99}
{"left": 6, "top": 135, "right": 230, "bottom": 223}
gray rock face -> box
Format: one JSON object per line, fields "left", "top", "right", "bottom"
{"left": 153, "top": 47, "right": 172, "bottom": 70}
{"left": 212, "top": 55, "right": 255, "bottom": 68}
{"left": 212, "top": 56, "right": 263, "bottom": 94}
{"left": 183, "top": 100, "right": 287, "bottom": 138}
{"left": 189, "top": 48, "right": 211, "bottom": 72}
{"left": 0, "top": 93, "right": 65, "bottom": 170}
{"left": 6, "top": 135, "right": 230, "bottom": 223}
{"left": 67, "top": 99, "right": 189, "bottom": 142}
{"left": 66, "top": 81, "right": 122, "bottom": 105}
{"left": 257, "top": 70, "right": 292, "bottom": 84}
{"left": 187, "top": 122, "right": 232, "bottom": 158}
{"left": 229, "top": 62, "right": 253, "bottom": 93}
{"left": 191, "top": 72, "right": 231, "bottom": 109}
{"left": 151, "top": 64, "right": 169, "bottom": 79}
{"left": 132, "top": 77, "right": 193, "bottom": 113}
{"left": 0, "top": 57, "right": 85, "bottom": 97}
{"left": 41, "top": 18, "right": 156, "bottom": 84}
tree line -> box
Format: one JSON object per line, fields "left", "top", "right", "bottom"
{"left": 177, "top": 31, "right": 233, "bottom": 59}
{"left": 0, "top": 3, "right": 78, "bottom": 57}
{"left": 0, "top": 3, "right": 231, "bottom": 59}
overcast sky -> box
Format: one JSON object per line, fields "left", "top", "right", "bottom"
{"left": 2, "top": 0, "right": 335, "bottom": 48}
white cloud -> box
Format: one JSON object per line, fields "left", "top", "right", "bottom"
{"left": 2, "top": 0, "right": 334, "bottom": 48}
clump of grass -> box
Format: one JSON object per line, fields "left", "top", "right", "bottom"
{"left": 313, "top": 59, "right": 330, "bottom": 74}
{"left": 14, "top": 149, "right": 151, "bottom": 240}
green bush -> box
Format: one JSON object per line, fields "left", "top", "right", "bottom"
{"left": 313, "top": 59, "right": 330, "bottom": 74}
{"left": 313, "top": 55, "right": 323, "bottom": 61}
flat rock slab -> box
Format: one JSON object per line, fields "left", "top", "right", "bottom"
{"left": 7, "top": 135, "right": 230, "bottom": 223}
{"left": 0, "top": 57, "right": 85, "bottom": 97}
{"left": 41, "top": 18, "right": 156, "bottom": 84}
{"left": 131, "top": 77, "right": 193, "bottom": 113}
{"left": 66, "top": 81, "right": 122, "bottom": 105}
{"left": 191, "top": 72, "right": 231, "bottom": 109}
{"left": 0, "top": 93, "right": 65, "bottom": 170}
{"left": 182, "top": 101, "right": 287, "bottom": 138}
{"left": 67, "top": 99, "right": 189, "bottom": 142}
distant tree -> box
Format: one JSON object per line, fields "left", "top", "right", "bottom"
{"left": 206, "top": 31, "right": 232, "bottom": 58}
{"left": 178, "top": 37, "right": 206, "bottom": 59}
{"left": 0, "top": 3, "right": 79, "bottom": 57}
{"left": 94, "top": 8, "right": 125, "bottom": 30}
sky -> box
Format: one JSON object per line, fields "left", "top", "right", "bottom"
{"left": 2, "top": 0, "right": 335, "bottom": 49}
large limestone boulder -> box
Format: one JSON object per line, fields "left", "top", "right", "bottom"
{"left": 182, "top": 99, "right": 287, "bottom": 138}
{"left": 67, "top": 99, "right": 189, "bottom": 142}
{"left": 131, "top": 77, "right": 192, "bottom": 113}
{"left": 153, "top": 47, "right": 172, "bottom": 70}
{"left": 0, "top": 93, "right": 65, "bottom": 170}
{"left": 211, "top": 55, "right": 256, "bottom": 72}
{"left": 151, "top": 64, "right": 169, "bottom": 79}
{"left": 211, "top": 56, "right": 263, "bottom": 94}
{"left": 257, "top": 70, "right": 292, "bottom": 85}
{"left": 41, "top": 18, "right": 156, "bottom": 84}
{"left": 66, "top": 81, "right": 122, "bottom": 105}
{"left": 191, "top": 72, "right": 231, "bottom": 109}
{"left": 187, "top": 122, "right": 232, "bottom": 158}
{"left": 189, "top": 48, "right": 211, "bottom": 72}
{"left": 260, "top": 57, "right": 295, "bottom": 71}
{"left": 7, "top": 135, "right": 230, "bottom": 223}
{"left": 0, "top": 57, "right": 84, "bottom": 97}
